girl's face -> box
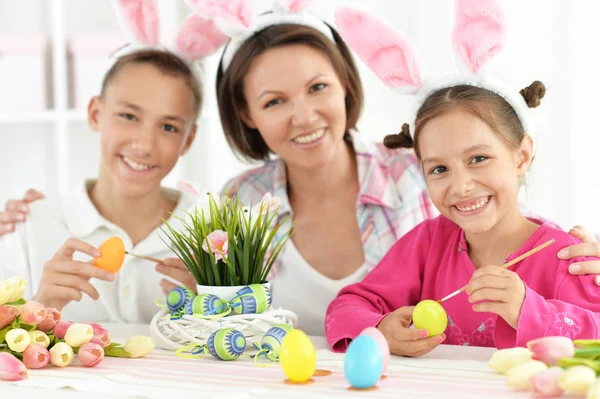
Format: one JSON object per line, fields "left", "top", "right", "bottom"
{"left": 242, "top": 44, "right": 348, "bottom": 170}
{"left": 89, "top": 63, "right": 197, "bottom": 198}
{"left": 419, "top": 107, "right": 533, "bottom": 235}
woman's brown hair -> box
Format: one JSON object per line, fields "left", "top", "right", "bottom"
{"left": 216, "top": 23, "right": 364, "bottom": 161}
{"left": 101, "top": 48, "right": 203, "bottom": 120}
{"left": 383, "top": 81, "right": 546, "bottom": 160}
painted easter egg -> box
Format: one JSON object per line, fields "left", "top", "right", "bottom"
{"left": 279, "top": 329, "right": 316, "bottom": 383}
{"left": 185, "top": 294, "right": 226, "bottom": 317}
{"left": 253, "top": 324, "right": 294, "bottom": 358}
{"left": 230, "top": 284, "right": 272, "bottom": 315}
{"left": 93, "top": 237, "right": 125, "bottom": 274}
{"left": 413, "top": 300, "right": 448, "bottom": 336}
{"left": 167, "top": 286, "right": 195, "bottom": 311}
{"left": 344, "top": 335, "right": 383, "bottom": 389}
{"left": 359, "top": 326, "right": 390, "bottom": 373}
{"left": 207, "top": 328, "right": 246, "bottom": 361}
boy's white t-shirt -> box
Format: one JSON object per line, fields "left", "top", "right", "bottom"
{"left": 271, "top": 240, "right": 368, "bottom": 337}
{"left": 0, "top": 180, "right": 196, "bottom": 323}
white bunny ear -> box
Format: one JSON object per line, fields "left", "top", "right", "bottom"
{"left": 175, "top": 14, "right": 229, "bottom": 60}
{"left": 185, "top": 0, "right": 253, "bottom": 38}
{"left": 112, "top": 0, "right": 160, "bottom": 45}
{"left": 272, "top": 0, "right": 313, "bottom": 13}
{"left": 452, "top": 0, "right": 506, "bottom": 74}
{"left": 334, "top": 7, "right": 422, "bottom": 94}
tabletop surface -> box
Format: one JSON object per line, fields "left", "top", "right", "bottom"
{"left": 1, "top": 323, "right": 529, "bottom": 399}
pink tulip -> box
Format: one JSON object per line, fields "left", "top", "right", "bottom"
{"left": 37, "top": 308, "right": 62, "bottom": 332}
{"left": 253, "top": 193, "right": 281, "bottom": 214}
{"left": 202, "top": 230, "right": 229, "bottom": 261}
{"left": 0, "top": 352, "right": 28, "bottom": 381}
{"left": 22, "top": 344, "right": 50, "bottom": 369}
{"left": 78, "top": 342, "right": 105, "bottom": 367}
{"left": 19, "top": 300, "right": 47, "bottom": 325}
{"left": 527, "top": 336, "right": 575, "bottom": 366}
{"left": 88, "top": 323, "right": 111, "bottom": 347}
{"left": 530, "top": 367, "right": 565, "bottom": 397}
{"left": 0, "top": 305, "right": 20, "bottom": 329}
{"left": 53, "top": 320, "right": 74, "bottom": 339}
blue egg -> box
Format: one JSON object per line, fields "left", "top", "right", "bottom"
{"left": 344, "top": 335, "right": 383, "bottom": 389}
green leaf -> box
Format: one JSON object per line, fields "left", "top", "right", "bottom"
{"left": 18, "top": 323, "right": 37, "bottom": 332}
{"left": 104, "top": 346, "right": 132, "bottom": 358}
{"left": 559, "top": 357, "right": 600, "bottom": 374}
{"left": 575, "top": 348, "right": 600, "bottom": 360}
{"left": 0, "top": 325, "right": 12, "bottom": 343}
{"left": 7, "top": 298, "right": 26, "bottom": 306}
{"left": 574, "top": 339, "right": 600, "bottom": 349}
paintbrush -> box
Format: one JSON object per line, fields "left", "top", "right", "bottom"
{"left": 436, "top": 238, "right": 556, "bottom": 304}
{"left": 125, "top": 251, "right": 163, "bottom": 264}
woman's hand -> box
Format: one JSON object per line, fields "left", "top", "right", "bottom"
{"left": 155, "top": 257, "right": 197, "bottom": 295}
{"left": 560, "top": 225, "right": 600, "bottom": 285}
{"left": 0, "top": 189, "right": 45, "bottom": 235}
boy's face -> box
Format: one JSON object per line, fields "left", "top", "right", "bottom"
{"left": 89, "top": 63, "right": 197, "bottom": 198}
{"left": 419, "top": 106, "right": 533, "bottom": 235}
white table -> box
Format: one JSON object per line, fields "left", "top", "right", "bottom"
{"left": 1, "top": 323, "right": 529, "bottom": 399}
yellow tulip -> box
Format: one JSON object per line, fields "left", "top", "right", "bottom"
{"left": 559, "top": 365, "right": 596, "bottom": 395}
{"left": 124, "top": 336, "right": 155, "bottom": 358}
{"left": 0, "top": 281, "right": 12, "bottom": 306}
{"left": 64, "top": 323, "right": 93, "bottom": 347}
{"left": 489, "top": 347, "right": 533, "bottom": 374}
{"left": 49, "top": 342, "right": 74, "bottom": 367}
{"left": 587, "top": 377, "right": 600, "bottom": 399}
{"left": 506, "top": 360, "right": 548, "bottom": 390}
{"left": 6, "top": 328, "right": 31, "bottom": 353}
{"left": 5, "top": 277, "right": 26, "bottom": 302}
{"left": 28, "top": 330, "right": 50, "bottom": 348}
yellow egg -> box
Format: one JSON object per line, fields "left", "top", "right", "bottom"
{"left": 279, "top": 329, "right": 316, "bottom": 382}
{"left": 413, "top": 299, "right": 448, "bottom": 336}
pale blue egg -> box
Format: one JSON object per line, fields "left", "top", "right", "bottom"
{"left": 344, "top": 335, "right": 383, "bottom": 389}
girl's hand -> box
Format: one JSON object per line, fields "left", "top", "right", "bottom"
{"left": 377, "top": 306, "right": 445, "bottom": 357}
{"left": 34, "top": 238, "right": 114, "bottom": 310}
{"left": 466, "top": 266, "right": 526, "bottom": 329}
{"left": 560, "top": 225, "right": 600, "bottom": 285}
{"left": 156, "top": 258, "right": 197, "bottom": 295}
{"left": 0, "top": 189, "right": 45, "bottom": 235}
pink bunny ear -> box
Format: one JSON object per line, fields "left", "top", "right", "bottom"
{"left": 176, "top": 15, "right": 229, "bottom": 60}
{"left": 273, "top": 0, "right": 313, "bottom": 13}
{"left": 186, "top": 0, "right": 252, "bottom": 31}
{"left": 452, "top": 0, "right": 506, "bottom": 73}
{"left": 178, "top": 180, "right": 208, "bottom": 196}
{"left": 334, "top": 7, "right": 421, "bottom": 91}
{"left": 114, "top": 0, "right": 160, "bottom": 45}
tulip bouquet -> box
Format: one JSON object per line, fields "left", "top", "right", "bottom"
{"left": 161, "top": 192, "right": 292, "bottom": 286}
{"left": 489, "top": 336, "right": 600, "bottom": 398}
{"left": 0, "top": 277, "right": 155, "bottom": 381}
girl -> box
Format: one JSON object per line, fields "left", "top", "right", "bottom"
{"left": 325, "top": 4, "right": 600, "bottom": 354}
{"left": 0, "top": 0, "right": 225, "bottom": 322}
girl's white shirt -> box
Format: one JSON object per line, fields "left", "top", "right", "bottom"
{"left": 0, "top": 180, "right": 196, "bottom": 323}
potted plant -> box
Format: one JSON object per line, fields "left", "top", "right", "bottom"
{"left": 160, "top": 193, "right": 292, "bottom": 301}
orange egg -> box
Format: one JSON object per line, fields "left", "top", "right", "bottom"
{"left": 93, "top": 237, "right": 125, "bottom": 274}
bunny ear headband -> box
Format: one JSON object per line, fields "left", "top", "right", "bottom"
{"left": 110, "top": 0, "right": 230, "bottom": 84}
{"left": 334, "top": 0, "right": 537, "bottom": 145}
{"left": 184, "top": 0, "right": 335, "bottom": 71}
